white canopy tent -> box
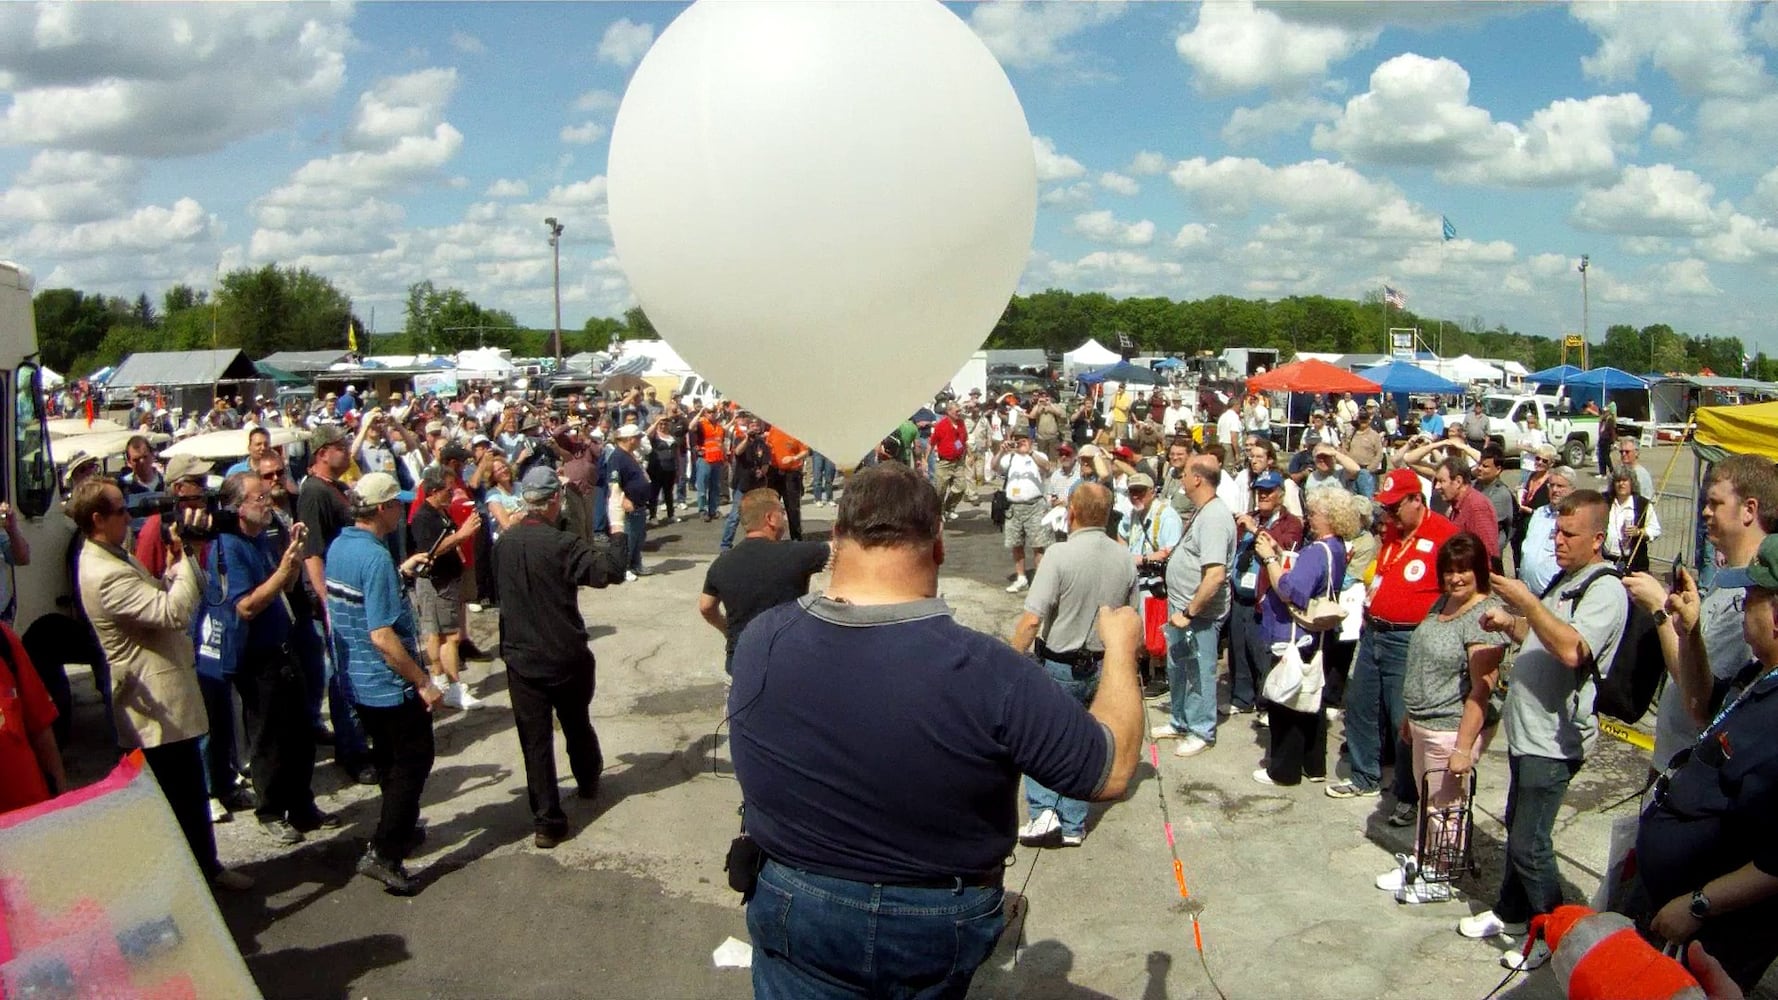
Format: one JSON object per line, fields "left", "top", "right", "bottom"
{"left": 453, "top": 348, "right": 513, "bottom": 381}
{"left": 1062, "top": 338, "right": 1121, "bottom": 373}
{"left": 614, "top": 339, "right": 696, "bottom": 376}
{"left": 1417, "top": 354, "right": 1505, "bottom": 383}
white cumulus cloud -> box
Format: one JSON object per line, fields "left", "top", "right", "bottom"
{"left": 1127, "top": 151, "right": 1168, "bottom": 176}
{"left": 969, "top": 0, "right": 1127, "bottom": 69}
{"left": 559, "top": 122, "right": 607, "bottom": 146}
{"left": 484, "top": 179, "right": 529, "bottom": 199}
{"left": 1175, "top": 0, "right": 1378, "bottom": 95}
{"left": 573, "top": 89, "right": 620, "bottom": 114}
{"left": 1649, "top": 123, "right": 1687, "bottom": 148}
{"left": 1033, "top": 136, "right": 1087, "bottom": 182}
{"left": 448, "top": 30, "right": 485, "bottom": 54}
{"left": 0, "top": 150, "right": 142, "bottom": 224}
{"left": 1314, "top": 54, "right": 1649, "bottom": 186}
{"left": 346, "top": 68, "right": 458, "bottom": 151}
{"left": 1223, "top": 96, "right": 1340, "bottom": 146}
{"left": 1650, "top": 258, "right": 1720, "bottom": 298}
{"left": 1040, "top": 182, "right": 1094, "bottom": 208}
{"left": 1098, "top": 172, "right": 1140, "bottom": 196}
{"left": 1571, "top": 165, "right": 1723, "bottom": 237}
{"left": 597, "top": 18, "right": 654, "bottom": 67}
{"left": 0, "top": 4, "right": 349, "bottom": 157}
{"left": 1071, "top": 210, "right": 1155, "bottom": 247}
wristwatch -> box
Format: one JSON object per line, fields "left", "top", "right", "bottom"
{"left": 1652, "top": 609, "right": 1670, "bottom": 627}
{"left": 1689, "top": 888, "right": 1712, "bottom": 920}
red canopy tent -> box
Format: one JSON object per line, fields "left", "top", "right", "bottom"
{"left": 1247, "top": 358, "right": 1381, "bottom": 394}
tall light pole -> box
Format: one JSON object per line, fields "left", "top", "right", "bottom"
{"left": 545, "top": 216, "right": 565, "bottom": 363}
{"left": 1577, "top": 254, "right": 1590, "bottom": 369}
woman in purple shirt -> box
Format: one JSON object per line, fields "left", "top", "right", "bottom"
{"left": 1251, "top": 488, "right": 1356, "bottom": 785}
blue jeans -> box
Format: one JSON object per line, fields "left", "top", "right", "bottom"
{"left": 1354, "top": 470, "right": 1377, "bottom": 499}
{"left": 1494, "top": 754, "right": 1582, "bottom": 924}
{"left": 1023, "top": 658, "right": 1099, "bottom": 836}
{"left": 697, "top": 460, "right": 726, "bottom": 517}
{"left": 810, "top": 453, "right": 836, "bottom": 502}
{"left": 1226, "top": 599, "right": 1267, "bottom": 711}
{"left": 721, "top": 488, "right": 745, "bottom": 550}
{"left": 748, "top": 861, "right": 1004, "bottom": 1000}
{"left": 1341, "top": 626, "right": 1411, "bottom": 792}
{"left": 624, "top": 508, "right": 647, "bottom": 572}
{"left": 196, "top": 672, "right": 238, "bottom": 798}
{"left": 1165, "top": 616, "right": 1223, "bottom": 742}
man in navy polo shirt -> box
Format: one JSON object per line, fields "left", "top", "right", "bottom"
{"left": 729, "top": 463, "right": 1142, "bottom": 999}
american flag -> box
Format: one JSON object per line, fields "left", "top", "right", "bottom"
{"left": 1383, "top": 285, "right": 1406, "bottom": 308}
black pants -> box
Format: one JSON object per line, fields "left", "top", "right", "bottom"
{"left": 1265, "top": 703, "right": 1328, "bottom": 785}
{"left": 142, "top": 738, "right": 221, "bottom": 877}
{"left": 234, "top": 646, "right": 316, "bottom": 822}
{"left": 648, "top": 467, "right": 678, "bottom": 521}
{"left": 508, "top": 666, "right": 603, "bottom": 832}
{"left": 777, "top": 470, "right": 804, "bottom": 541}
{"left": 1322, "top": 638, "right": 1356, "bottom": 710}
{"left": 355, "top": 698, "right": 435, "bottom": 862}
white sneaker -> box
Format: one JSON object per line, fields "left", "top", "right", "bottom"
{"left": 1150, "top": 724, "right": 1185, "bottom": 740}
{"left": 1255, "top": 710, "right": 1269, "bottom": 728}
{"left": 1005, "top": 576, "right": 1029, "bottom": 593}
{"left": 467, "top": 602, "right": 485, "bottom": 613}
{"left": 946, "top": 511, "right": 960, "bottom": 522}
{"left": 1458, "top": 910, "right": 1528, "bottom": 939}
{"left": 1376, "top": 853, "right": 1416, "bottom": 892}
{"left": 1173, "top": 735, "right": 1211, "bottom": 758}
{"left": 1017, "top": 810, "right": 1060, "bottom": 845}
{"left": 1397, "top": 878, "right": 1455, "bottom": 905}
{"left": 1500, "top": 941, "right": 1551, "bottom": 971}
{"left": 624, "top": 570, "right": 639, "bottom": 583}
{"left": 442, "top": 682, "right": 483, "bottom": 711}
{"left": 1059, "top": 832, "right": 1084, "bottom": 847}
{"left": 1251, "top": 768, "right": 1276, "bottom": 786}
{"left": 209, "top": 799, "right": 230, "bottom": 823}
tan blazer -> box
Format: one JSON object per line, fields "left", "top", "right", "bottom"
{"left": 78, "top": 539, "right": 207, "bottom": 749}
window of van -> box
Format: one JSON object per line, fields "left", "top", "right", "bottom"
{"left": 13, "top": 363, "right": 55, "bottom": 516}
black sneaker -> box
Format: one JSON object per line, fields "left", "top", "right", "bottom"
{"left": 259, "top": 818, "right": 303, "bottom": 845}
{"left": 339, "top": 761, "right": 381, "bottom": 785}
{"left": 290, "top": 809, "right": 342, "bottom": 833}
{"left": 312, "top": 727, "right": 336, "bottom": 746}
{"left": 356, "top": 848, "right": 419, "bottom": 896}
{"left": 219, "top": 786, "right": 258, "bottom": 812}
{"left": 405, "top": 821, "right": 428, "bottom": 854}
{"left": 575, "top": 782, "right": 599, "bottom": 801}
{"left": 533, "top": 826, "right": 567, "bottom": 850}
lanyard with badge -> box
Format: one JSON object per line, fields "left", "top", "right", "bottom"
{"left": 1649, "top": 663, "right": 1778, "bottom": 814}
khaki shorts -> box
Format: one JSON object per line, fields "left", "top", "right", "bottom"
{"left": 415, "top": 576, "right": 462, "bottom": 637}
{"left": 1003, "top": 498, "right": 1053, "bottom": 550}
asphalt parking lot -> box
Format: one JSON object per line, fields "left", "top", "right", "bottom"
{"left": 52, "top": 483, "right": 1741, "bottom": 1000}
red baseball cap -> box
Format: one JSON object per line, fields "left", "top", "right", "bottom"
{"left": 1374, "top": 468, "right": 1423, "bottom": 507}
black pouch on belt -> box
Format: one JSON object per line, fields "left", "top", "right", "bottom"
{"left": 725, "top": 834, "right": 766, "bottom": 902}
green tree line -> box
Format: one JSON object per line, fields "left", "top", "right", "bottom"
{"left": 32, "top": 270, "right": 1778, "bottom": 384}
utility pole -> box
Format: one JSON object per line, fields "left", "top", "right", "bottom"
{"left": 545, "top": 217, "right": 565, "bottom": 363}
{"left": 1577, "top": 254, "right": 1590, "bottom": 369}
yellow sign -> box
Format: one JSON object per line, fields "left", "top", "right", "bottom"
{"left": 1599, "top": 717, "right": 1654, "bottom": 752}
{"left": 1564, "top": 335, "right": 1585, "bottom": 349}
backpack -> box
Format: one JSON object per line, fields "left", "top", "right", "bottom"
{"left": 1543, "top": 566, "right": 1663, "bottom": 723}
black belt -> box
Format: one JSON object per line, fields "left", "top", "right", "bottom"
{"left": 1364, "top": 614, "right": 1416, "bottom": 632}
{"left": 1036, "top": 639, "right": 1103, "bottom": 669}
{"left": 879, "top": 867, "right": 1006, "bottom": 890}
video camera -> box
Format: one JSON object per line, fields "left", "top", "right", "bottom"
{"left": 123, "top": 490, "right": 240, "bottom": 541}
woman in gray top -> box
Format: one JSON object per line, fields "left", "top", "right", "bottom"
{"left": 1377, "top": 532, "right": 1507, "bottom": 903}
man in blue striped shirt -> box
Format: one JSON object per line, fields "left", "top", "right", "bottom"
{"left": 325, "top": 472, "right": 439, "bottom": 895}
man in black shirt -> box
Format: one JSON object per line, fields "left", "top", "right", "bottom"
{"left": 295, "top": 424, "right": 374, "bottom": 782}
{"left": 408, "top": 467, "right": 484, "bottom": 711}
{"left": 720, "top": 414, "right": 775, "bottom": 552}
{"left": 700, "top": 489, "right": 830, "bottom": 674}
{"left": 493, "top": 467, "right": 628, "bottom": 848}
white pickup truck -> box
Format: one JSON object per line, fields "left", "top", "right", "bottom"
{"left": 1480, "top": 392, "right": 1605, "bottom": 468}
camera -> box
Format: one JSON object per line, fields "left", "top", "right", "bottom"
{"left": 124, "top": 491, "right": 240, "bottom": 541}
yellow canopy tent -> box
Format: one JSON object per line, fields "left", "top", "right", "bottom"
{"left": 1693, "top": 401, "right": 1778, "bottom": 464}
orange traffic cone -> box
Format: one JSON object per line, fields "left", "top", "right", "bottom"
{"left": 1531, "top": 905, "right": 1705, "bottom": 1000}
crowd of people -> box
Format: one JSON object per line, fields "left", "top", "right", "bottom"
{"left": 10, "top": 372, "right": 1776, "bottom": 998}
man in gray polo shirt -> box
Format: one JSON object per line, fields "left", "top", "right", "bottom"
{"left": 1464, "top": 489, "right": 1626, "bottom": 970}
{"left": 1009, "top": 483, "right": 1137, "bottom": 847}
{"left": 1155, "top": 456, "right": 1237, "bottom": 758}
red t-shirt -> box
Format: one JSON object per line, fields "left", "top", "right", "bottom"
{"left": 930, "top": 417, "right": 968, "bottom": 462}
{"left": 409, "top": 485, "right": 478, "bottom": 568}
{"left": 0, "top": 626, "right": 56, "bottom": 814}
{"left": 1448, "top": 485, "right": 1502, "bottom": 558}
{"left": 1366, "top": 511, "right": 1458, "bottom": 626}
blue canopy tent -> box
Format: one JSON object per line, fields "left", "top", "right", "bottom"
{"left": 1150, "top": 357, "right": 1184, "bottom": 370}
{"left": 1076, "top": 361, "right": 1162, "bottom": 386}
{"left": 1358, "top": 360, "right": 1465, "bottom": 417}
{"left": 1564, "top": 366, "right": 1648, "bottom": 415}
{"left": 1526, "top": 364, "right": 1583, "bottom": 388}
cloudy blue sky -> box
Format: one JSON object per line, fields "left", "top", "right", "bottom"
{"left": 2, "top": 1, "right": 1776, "bottom": 351}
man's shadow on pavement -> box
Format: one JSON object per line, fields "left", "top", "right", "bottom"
{"left": 586, "top": 732, "right": 724, "bottom": 821}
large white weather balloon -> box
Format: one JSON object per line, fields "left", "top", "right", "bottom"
{"left": 607, "top": 0, "right": 1037, "bottom": 466}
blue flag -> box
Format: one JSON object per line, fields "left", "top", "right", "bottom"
{"left": 1441, "top": 215, "right": 1457, "bottom": 241}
